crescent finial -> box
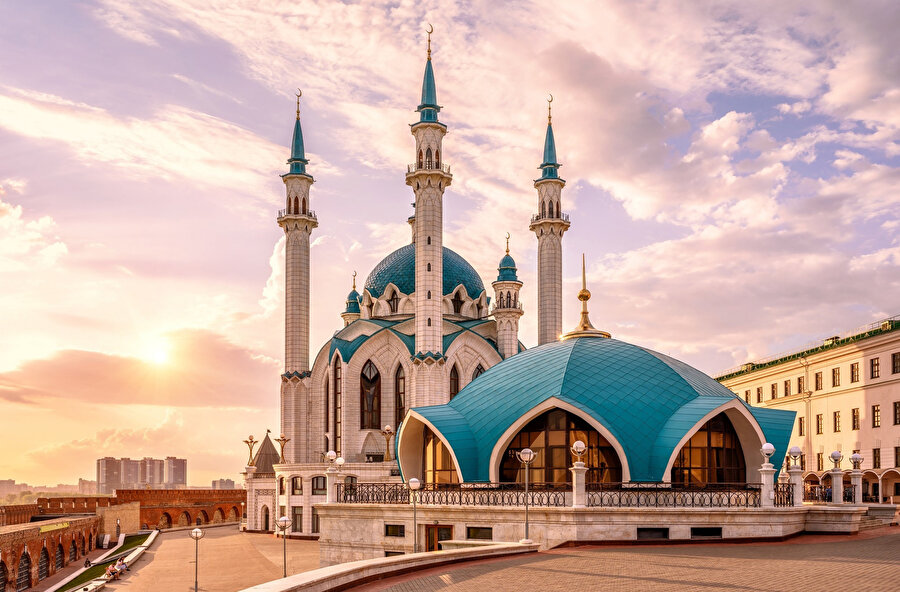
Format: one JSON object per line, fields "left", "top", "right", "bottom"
{"left": 547, "top": 93, "right": 553, "bottom": 124}
{"left": 295, "top": 88, "right": 302, "bottom": 119}
{"left": 426, "top": 23, "right": 433, "bottom": 59}
{"left": 505, "top": 232, "right": 510, "bottom": 254}
{"left": 426, "top": 23, "right": 434, "bottom": 34}
{"left": 352, "top": 270, "right": 357, "bottom": 290}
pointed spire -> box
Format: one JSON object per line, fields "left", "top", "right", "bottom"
{"left": 416, "top": 24, "right": 441, "bottom": 123}
{"left": 287, "top": 89, "right": 310, "bottom": 176}
{"left": 352, "top": 271, "right": 357, "bottom": 291}
{"left": 538, "top": 94, "right": 561, "bottom": 180}
{"left": 561, "top": 254, "right": 610, "bottom": 340}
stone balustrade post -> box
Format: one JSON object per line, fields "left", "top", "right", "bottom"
{"left": 830, "top": 468, "right": 844, "bottom": 504}
{"left": 759, "top": 461, "right": 775, "bottom": 508}
{"left": 570, "top": 462, "right": 587, "bottom": 508}
{"left": 850, "top": 469, "right": 863, "bottom": 505}
{"left": 325, "top": 467, "right": 338, "bottom": 503}
{"left": 788, "top": 465, "right": 804, "bottom": 506}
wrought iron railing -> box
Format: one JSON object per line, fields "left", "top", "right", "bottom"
{"left": 335, "top": 482, "right": 568, "bottom": 507}
{"left": 337, "top": 482, "right": 409, "bottom": 504}
{"left": 586, "top": 482, "right": 761, "bottom": 508}
{"left": 803, "top": 484, "right": 857, "bottom": 503}
{"left": 530, "top": 212, "right": 570, "bottom": 224}
{"left": 277, "top": 208, "right": 317, "bottom": 220}
{"left": 407, "top": 162, "right": 452, "bottom": 174}
{"left": 774, "top": 482, "right": 793, "bottom": 507}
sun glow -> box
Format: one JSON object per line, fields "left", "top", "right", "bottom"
{"left": 143, "top": 336, "right": 170, "bottom": 365}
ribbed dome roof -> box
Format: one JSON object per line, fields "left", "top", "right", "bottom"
{"left": 345, "top": 289, "right": 360, "bottom": 314}
{"left": 496, "top": 253, "right": 518, "bottom": 282}
{"left": 364, "top": 244, "right": 485, "bottom": 298}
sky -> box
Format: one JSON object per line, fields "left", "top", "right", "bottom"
{"left": 0, "top": 0, "right": 898, "bottom": 487}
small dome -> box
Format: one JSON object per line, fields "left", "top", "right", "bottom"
{"left": 364, "top": 244, "right": 485, "bottom": 298}
{"left": 345, "top": 289, "right": 360, "bottom": 314}
{"left": 497, "top": 253, "right": 518, "bottom": 282}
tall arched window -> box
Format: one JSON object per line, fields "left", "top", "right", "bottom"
{"left": 506, "top": 292, "right": 512, "bottom": 308}
{"left": 555, "top": 201, "right": 560, "bottom": 218}
{"left": 427, "top": 263, "right": 431, "bottom": 271}
{"left": 333, "top": 357, "right": 342, "bottom": 456}
{"left": 292, "top": 196, "right": 299, "bottom": 213}
{"left": 435, "top": 149, "right": 440, "bottom": 167}
{"left": 324, "top": 378, "right": 329, "bottom": 433}
{"left": 451, "top": 291, "right": 464, "bottom": 314}
{"left": 541, "top": 201, "right": 546, "bottom": 218}
{"left": 449, "top": 365, "right": 459, "bottom": 399}
{"left": 671, "top": 412, "right": 747, "bottom": 486}
{"left": 388, "top": 291, "right": 400, "bottom": 314}
{"left": 423, "top": 426, "right": 459, "bottom": 484}
{"left": 425, "top": 147, "right": 433, "bottom": 168}
{"left": 394, "top": 366, "right": 406, "bottom": 427}
{"left": 301, "top": 197, "right": 307, "bottom": 214}
{"left": 360, "top": 360, "right": 381, "bottom": 429}
{"left": 418, "top": 150, "right": 423, "bottom": 169}
{"left": 472, "top": 364, "right": 485, "bottom": 381}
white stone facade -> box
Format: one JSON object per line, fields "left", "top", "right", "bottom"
{"left": 530, "top": 178, "right": 569, "bottom": 345}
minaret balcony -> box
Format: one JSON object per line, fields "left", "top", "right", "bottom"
{"left": 277, "top": 209, "right": 318, "bottom": 222}
{"left": 491, "top": 301, "right": 523, "bottom": 313}
{"left": 530, "top": 212, "right": 570, "bottom": 224}
{"left": 407, "top": 162, "right": 452, "bottom": 175}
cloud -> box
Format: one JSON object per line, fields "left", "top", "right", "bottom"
{"left": 0, "top": 189, "right": 67, "bottom": 273}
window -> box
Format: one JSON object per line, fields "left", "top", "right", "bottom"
{"left": 360, "top": 360, "right": 381, "bottom": 429}
{"left": 344, "top": 475, "right": 357, "bottom": 486}
{"left": 770, "top": 383, "right": 777, "bottom": 399}
{"left": 291, "top": 477, "right": 302, "bottom": 495}
{"left": 311, "top": 508, "right": 320, "bottom": 534}
{"left": 797, "top": 376, "right": 805, "bottom": 394}
{"left": 800, "top": 454, "right": 806, "bottom": 471}
{"left": 756, "top": 387, "right": 762, "bottom": 403}
{"left": 783, "top": 380, "right": 791, "bottom": 397}
{"left": 466, "top": 527, "right": 493, "bottom": 540}
{"left": 895, "top": 446, "right": 900, "bottom": 468}
{"left": 279, "top": 505, "right": 286, "bottom": 519}
{"left": 427, "top": 236, "right": 431, "bottom": 245}
{"left": 472, "top": 364, "right": 485, "bottom": 381}
{"left": 831, "top": 368, "right": 840, "bottom": 387}
{"left": 384, "top": 524, "right": 405, "bottom": 537}
{"left": 387, "top": 291, "right": 400, "bottom": 314}
{"left": 833, "top": 411, "right": 840, "bottom": 432}
{"left": 427, "top": 263, "right": 431, "bottom": 272}
{"left": 798, "top": 417, "right": 805, "bottom": 436}
{"left": 292, "top": 507, "right": 303, "bottom": 532}
{"left": 815, "top": 372, "right": 823, "bottom": 390}
{"left": 816, "top": 414, "right": 823, "bottom": 434}
{"left": 894, "top": 401, "right": 900, "bottom": 425}
{"left": 311, "top": 476, "right": 326, "bottom": 495}
{"left": 744, "top": 390, "right": 750, "bottom": 404}
{"left": 395, "top": 366, "right": 406, "bottom": 428}
{"left": 893, "top": 352, "right": 900, "bottom": 374}
{"left": 423, "top": 426, "right": 460, "bottom": 484}
{"left": 871, "top": 358, "right": 880, "bottom": 379}
{"left": 873, "top": 448, "right": 881, "bottom": 469}
{"left": 278, "top": 477, "right": 285, "bottom": 495}
{"left": 449, "top": 365, "right": 459, "bottom": 399}
{"left": 850, "top": 362, "right": 859, "bottom": 383}
{"left": 816, "top": 453, "right": 823, "bottom": 471}
{"left": 333, "top": 358, "right": 342, "bottom": 456}
{"left": 873, "top": 404, "right": 881, "bottom": 427}
{"left": 324, "top": 379, "right": 329, "bottom": 433}
{"left": 852, "top": 408, "right": 860, "bottom": 430}
{"left": 451, "top": 291, "right": 464, "bottom": 314}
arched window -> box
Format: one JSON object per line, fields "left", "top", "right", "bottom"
{"left": 360, "top": 360, "right": 381, "bottom": 429}
{"left": 472, "top": 364, "right": 485, "bottom": 381}
{"left": 69, "top": 539, "right": 76, "bottom": 562}
{"left": 301, "top": 197, "right": 307, "bottom": 214}
{"left": 671, "top": 412, "right": 747, "bottom": 486}
{"left": 422, "top": 426, "right": 459, "bottom": 484}
{"left": 449, "top": 365, "right": 459, "bottom": 399}
{"left": 427, "top": 236, "right": 431, "bottom": 245}
{"left": 17, "top": 551, "right": 31, "bottom": 590}
{"left": 425, "top": 147, "right": 433, "bottom": 168}
{"left": 500, "top": 408, "right": 622, "bottom": 484}
{"left": 541, "top": 201, "right": 546, "bottom": 218}
{"left": 324, "top": 378, "right": 329, "bottom": 433}
{"left": 451, "top": 291, "right": 464, "bottom": 314}
{"left": 555, "top": 201, "right": 560, "bottom": 218}
{"left": 333, "top": 357, "right": 342, "bottom": 456}
{"left": 395, "top": 366, "right": 406, "bottom": 427}
{"left": 291, "top": 476, "right": 302, "bottom": 495}
{"left": 278, "top": 477, "right": 285, "bottom": 495}
{"left": 344, "top": 475, "right": 357, "bottom": 485}
{"left": 435, "top": 149, "right": 440, "bottom": 167}
{"left": 427, "top": 263, "right": 431, "bottom": 271}
{"left": 55, "top": 544, "right": 63, "bottom": 569}
{"left": 506, "top": 292, "right": 512, "bottom": 308}
{"left": 427, "top": 318, "right": 432, "bottom": 327}
{"left": 427, "top": 290, "right": 431, "bottom": 299}
{"left": 38, "top": 547, "right": 49, "bottom": 580}
{"left": 418, "top": 149, "right": 423, "bottom": 169}
{"left": 311, "top": 476, "right": 326, "bottom": 495}
{"left": 292, "top": 196, "right": 299, "bottom": 214}
{"left": 388, "top": 291, "right": 400, "bottom": 314}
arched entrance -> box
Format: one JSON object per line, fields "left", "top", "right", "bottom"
{"left": 197, "top": 510, "right": 209, "bottom": 525}
{"left": 261, "top": 506, "right": 270, "bottom": 531}
{"left": 227, "top": 506, "right": 238, "bottom": 522}
{"left": 178, "top": 511, "right": 191, "bottom": 527}
{"left": 38, "top": 548, "right": 49, "bottom": 580}
{"left": 213, "top": 508, "right": 225, "bottom": 523}
{"left": 499, "top": 408, "right": 622, "bottom": 483}
{"left": 670, "top": 412, "right": 746, "bottom": 486}
{"left": 158, "top": 512, "right": 172, "bottom": 529}
{"left": 16, "top": 551, "right": 31, "bottom": 590}
{"left": 55, "top": 543, "right": 64, "bottom": 569}
{"left": 69, "top": 540, "right": 77, "bottom": 563}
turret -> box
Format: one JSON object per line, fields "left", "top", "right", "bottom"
{"left": 491, "top": 234, "right": 523, "bottom": 359}
{"left": 341, "top": 272, "right": 361, "bottom": 326}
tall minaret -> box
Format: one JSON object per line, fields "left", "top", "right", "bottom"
{"left": 529, "top": 95, "right": 570, "bottom": 345}
{"left": 406, "top": 25, "right": 452, "bottom": 406}
{"left": 278, "top": 91, "right": 318, "bottom": 462}
{"left": 491, "top": 234, "right": 524, "bottom": 359}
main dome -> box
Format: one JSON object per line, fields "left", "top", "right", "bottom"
{"left": 364, "top": 244, "right": 485, "bottom": 298}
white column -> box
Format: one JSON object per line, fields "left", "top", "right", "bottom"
{"left": 759, "top": 462, "right": 775, "bottom": 508}
{"left": 570, "top": 462, "right": 587, "bottom": 508}
{"left": 850, "top": 469, "right": 863, "bottom": 505}
{"left": 788, "top": 465, "right": 804, "bottom": 507}
{"left": 325, "top": 467, "right": 337, "bottom": 503}
{"left": 830, "top": 469, "right": 844, "bottom": 504}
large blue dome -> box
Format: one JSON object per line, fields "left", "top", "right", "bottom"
{"left": 364, "top": 244, "right": 485, "bottom": 298}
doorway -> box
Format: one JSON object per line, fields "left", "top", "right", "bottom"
{"left": 425, "top": 525, "right": 453, "bottom": 551}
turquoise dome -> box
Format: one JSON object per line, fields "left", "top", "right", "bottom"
{"left": 345, "top": 289, "right": 360, "bottom": 314}
{"left": 407, "top": 336, "right": 794, "bottom": 482}
{"left": 364, "top": 244, "right": 485, "bottom": 298}
{"left": 497, "top": 253, "right": 518, "bottom": 282}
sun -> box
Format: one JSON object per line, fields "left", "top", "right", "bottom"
{"left": 143, "top": 337, "right": 170, "bottom": 365}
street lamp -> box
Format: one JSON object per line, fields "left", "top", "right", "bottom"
{"left": 276, "top": 515, "right": 291, "bottom": 578}
{"left": 830, "top": 450, "right": 843, "bottom": 469}
{"left": 381, "top": 425, "right": 395, "bottom": 462}
{"left": 789, "top": 446, "right": 802, "bottom": 468}
{"left": 408, "top": 478, "right": 421, "bottom": 553}
{"left": 516, "top": 448, "right": 535, "bottom": 544}
{"left": 240, "top": 501, "right": 245, "bottom": 530}
{"left": 189, "top": 527, "right": 204, "bottom": 592}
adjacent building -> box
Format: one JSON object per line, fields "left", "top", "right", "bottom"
{"left": 96, "top": 456, "right": 187, "bottom": 493}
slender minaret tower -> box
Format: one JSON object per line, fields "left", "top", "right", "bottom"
{"left": 491, "top": 234, "right": 524, "bottom": 359}
{"left": 407, "top": 25, "right": 452, "bottom": 406}
{"left": 529, "top": 95, "right": 570, "bottom": 345}
{"left": 278, "top": 91, "right": 318, "bottom": 462}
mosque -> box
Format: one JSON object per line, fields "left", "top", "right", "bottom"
{"left": 240, "top": 32, "right": 877, "bottom": 560}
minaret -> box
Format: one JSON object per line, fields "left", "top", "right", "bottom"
{"left": 341, "top": 272, "right": 361, "bottom": 327}
{"left": 529, "top": 95, "right": 570, "bottom": 344}
{"left": 491, "top": 234, "right": 524, "bottom": 359}
{"left": 277, "top": 91, "right": 318, "bottom": 462}
{"left": 406, "top": 25, "right": 452, "bottom": 406}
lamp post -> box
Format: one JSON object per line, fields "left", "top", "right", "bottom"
{"left": 240, "top": 501, "right": 245, "bottom": 530}
{"left": 189, "top": 527, "right": 204, "bottom": 592}
{"left": 516, "top": 448, "right": 535, "bottom": 544}
{"left": 408, "top": 478, "right": 420, "bottom": 553}
{"left": 243, "top": 435, "right": 258, "bottom": 466}
{"left": 381, "top": 425, "right": 395, "bottom": 462}
{"left": 276, "top": 515, "right": 291, "bottom": 577}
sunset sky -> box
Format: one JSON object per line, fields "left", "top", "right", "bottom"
{"left": 1, "top": 1, "right": 897, "bottom": 486}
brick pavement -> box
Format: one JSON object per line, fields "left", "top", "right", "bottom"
{"left": 354, "top": 527, "right": 900, "bottom": 592}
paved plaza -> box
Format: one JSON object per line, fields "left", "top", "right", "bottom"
{"left": 353, "top": 528, "right": 900, "bottom": 592}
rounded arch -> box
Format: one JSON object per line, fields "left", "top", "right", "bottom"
{"left": 158, "top": 512, "right": 172, "bottom": 529}
{"left": 880, "top": 468, "right": 900, "bottom": 479}
{"left": 197, "top": 510, "right": 210, "bottom": 525}
{"left": 260, "top": 505, "right": 270, "bottom": 531}
{"left": 398, "top": 411, "right": 465, "bottom": 483}
{"left": 292, "top": 196, "right": 299, "bottom": 214}
{"left": 213, "top": 508, "right": 225, "bottom": 523}
{"left": 69, "top": 538, "right": 77, "bottom": 562}
{"left": 38, "top": 547, "right": 49, "bottom": 580}
{"left": 17, "top": 551, "right": 31, "bottom": 590}
{"left": 228, "top": 506, "right": 239, "bottom": 522}
{"left": 55, "top": 543, "right": 64, "bottom": 570}
{"left": 449, "top": 364, "right": 459, "bottom": 399}
{"left": 360, "top": 359, "right": 382, "bottom": 430}
{"left": 178, "top": 511, "right": 191, "bottom": 527}
{"left": 301, "top": 197, "right": 307, "bottom": 214}
{"left": 488, "top": 397, "right": 631, "bottom": 482}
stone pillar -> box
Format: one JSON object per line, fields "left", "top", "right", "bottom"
{"left": 850, "top": 469, "right": 863, "bottom": 505}
{"left": 788, "top": 465, "right": 804, "bottom": 507}
{"left": 759, "top": 461, "right": 775, "bottom": 508}
{"left": 830, "top": 469, "right": 844, "bottom": 504}
{"left": 325, "top": 467, "right": 338, "bottom": 503}
{"left": 570, "top": 462, "right": 587, "bottom": 508}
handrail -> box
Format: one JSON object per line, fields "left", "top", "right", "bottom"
{"left": 407, "top": 162, "right": 451, "bottom": 174}
{"left": 530, "top": 212, "right": 570, "bottom": 224}
{"left": 277, "top": 209, "right": 317, "bottom": 219}
{"left": 586, "top": 482, "right": 762, "bottom": 508}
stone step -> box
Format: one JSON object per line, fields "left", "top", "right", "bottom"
{"left": 857, "top": 518, "right": 884, "bottom": 531}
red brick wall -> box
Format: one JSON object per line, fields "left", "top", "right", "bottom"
{"left": 36, "top": 497, "right": 117, "bottom": 514}
{"left": 0, "top": 516, "right": 99, "bottom": 591}
{"left": 0, "top": 505, "right": 38, "bottom": 527}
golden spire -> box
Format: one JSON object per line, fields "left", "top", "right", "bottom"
{"left": 547, "top": 93, "right": 553, "bottom": 125}
{"left": 505, "top": 232, "right": 510, "bottom": 255}
{"left": 295, "top": 88, "right": 302, "bottom": 120}
{"left": 352, "top": 270, "right": 357, "bottom": 290}
{"left": 426, "top": 23, "right": 433, "bottom": 61}
{"left": 561, "top": 254, "right": 611, "bottom": 340}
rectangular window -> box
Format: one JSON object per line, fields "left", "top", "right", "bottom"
{"left": 770, "top": 383, "right": 777, "bottom": 399}
{"left": 815, "top": 372, "right": 823, "bottom": 391}
{"left": 894, "top": 401, "right": 900, "bottom": 425}
{"left": 893, "top": 352, "right": 900, "bottom": 374}
{"left": 756, "top": 387, "right": 762, "bottom": 403}
{"left": 873, "top": 404, "right": 881, "bottom": 428}
{"left": 311, "top": 507, "right": 320, "bottom": 534}
{"left": 895, "top": 447, "right": 900, "bottom": 468}
{"left": 800, "top": 454, "right": 806, "bottom": 472}
{"left": 816, "top": 453, "right": 823, "bottom": 472}
{"left": 466, "top": 526, "right": 493, "bottom": 540}
{"left": 292, "top": 506, "right": 303, "bottom": 533}
{"left": 852, "top": 408, "right": 860, "bottom": 430}
{"left": 832, "top": 367, "right": 841, "bottom": 387}
{"left": 797, "top": 376, "right": 805, "bottom": 394}
{"left": 292, "top": 477, "right": 302, "bottom": 495}
{"left": 833, "top": 411, "right": 840, "bottom": 432}
{"left": 744, "top": 390, "right": 750, "bottom": 404}
{"left": 798, "top": 417, "right": 805, "bottom": 436}
{"left": 384, "top": 524, "right": 406, "bottom": 537}
{"left": 311, "top": 476, "right": 326, "bottom": 495}
{"left": 873, "top": 448, "right": 881, "bottom": 469}
{"left": 783, "top": 380, "right": 791, "bottom": 397}
{"left": 816, "top": 414, "right": 823, "bottom": 434}
{"left": 279, "top": 505, "right": 286, "bottom": 519}
{"left": 871, "top": 357, "right": 880, "bottom": 379}
{"left": 850, "top": 362, "right": 859, "bottom": 383}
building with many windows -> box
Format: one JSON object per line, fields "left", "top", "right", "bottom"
{"left": 717, "top": 316, "right": 900, "bottom": 503}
